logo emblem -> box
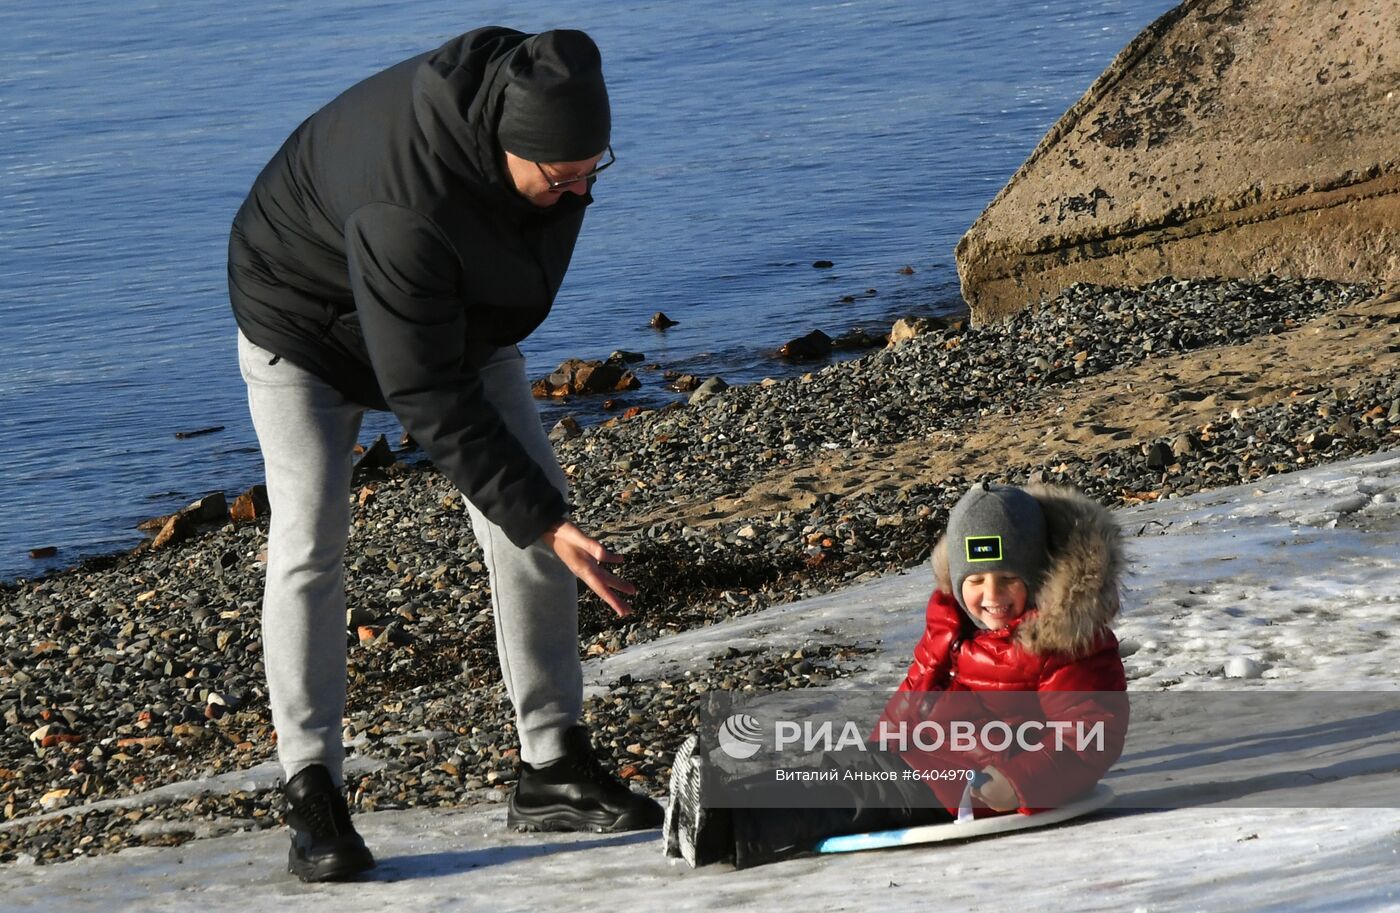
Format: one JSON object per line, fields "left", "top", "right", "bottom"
{"left": 717, "top": 713, "right": 764, "bottom": 759}
{"left": 965, "top": 536, "right": 1003, "bottom": 562}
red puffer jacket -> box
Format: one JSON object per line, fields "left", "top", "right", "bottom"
{"left": 879, "top": 485, "right": 1129, "bottom": 815}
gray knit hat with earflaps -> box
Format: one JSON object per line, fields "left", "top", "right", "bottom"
{"left": 945, "top": 483, "right": 1050, "bottom": 613}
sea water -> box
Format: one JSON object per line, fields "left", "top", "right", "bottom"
{"left": 0, "top": 0, "right": 1177, "bottom": 581}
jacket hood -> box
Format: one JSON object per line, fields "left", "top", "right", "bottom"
{"left": 932, "top": 484, "right": 1123, "bottom": 657}
{"left": 411, "top": 27, "right": 591, "bottom": 219}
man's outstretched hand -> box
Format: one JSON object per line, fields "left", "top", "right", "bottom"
{"left": 540, "top": 520, "right": 637, "bottom": 617}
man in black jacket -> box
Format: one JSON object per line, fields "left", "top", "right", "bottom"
{"left": 230, "top": 28, "right": 661, "bottom": 882}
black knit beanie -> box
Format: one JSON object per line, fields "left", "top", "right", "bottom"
{"left": 497, "top": 30, "right": 610, "bottom": 162}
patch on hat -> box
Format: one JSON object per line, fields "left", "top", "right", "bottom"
{"left": 965, "top": 536, "right": 1003, "bottom": 562}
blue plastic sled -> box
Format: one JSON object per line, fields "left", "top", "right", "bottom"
{"left": 816, "top": 784, "right": 1115, "bottom": 854}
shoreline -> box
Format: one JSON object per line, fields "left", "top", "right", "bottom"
{"left": 3, "top": 291, "right": 956, "bottom": 590}
{"left": 1, "top": 274, "right": 1397, "bottom": 864}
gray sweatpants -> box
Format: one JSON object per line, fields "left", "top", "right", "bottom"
{"left": 238, "top": 330, "right": 583, "bottom": 783}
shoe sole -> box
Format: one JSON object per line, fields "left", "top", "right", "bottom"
{"left": 662, "top": 735, "right": 697, "bottom": 858}
{"left": 507, "top": 798, "right": 661, "bottom": 834}
{"left": 671, "top": 736, "right": 709, "bottom": 867}
{"left": 287, "top": 845, "right": 376, "bottom": 883}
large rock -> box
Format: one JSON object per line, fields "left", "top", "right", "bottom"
{"left": 140, "top": 492, "right": 229, "bottom": 550}
{"left": 777, "top": 330, "right": 833, "bottom": 360}
{"left": 532, "top": 357, "right": 641, "bottom": 398}
{"left": 957, "top": 0, "right": 1400, "bottom": 319}
{"left": 352, "top": 434, "right": 395, "bottom": 476}
{"left": 229, "top": 485, "right": 270, "bottom": 523}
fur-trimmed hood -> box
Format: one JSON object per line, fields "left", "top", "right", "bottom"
{"left": 933, "top": 484, "right": 1123, "bottom": 657}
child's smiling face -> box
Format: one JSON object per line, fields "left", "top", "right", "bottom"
{"left": 960, "top": 571, "right": 1030, "bottom": 630}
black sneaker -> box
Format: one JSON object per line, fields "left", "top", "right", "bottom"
{"left": 661, "top": 735, "right": 692, "bottom": 858}
{"left": 507, "top": 726, "right": 664, "bottom": 833}
{"left": 669, "top": 735, "right": 733, "bottom": 867}
{"left": 283, "top": 765, "right": 375, "bottom": 882}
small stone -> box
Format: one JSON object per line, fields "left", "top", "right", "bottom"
{"left": 887, "top": 317, "right": 939, "bottom": 346}
{"left": 549, "top": 416, "right": 583, "bottom": 442}
{"left": 39, "top": 788, "right": 72, "bottom": 810}
{"left": 1171, "top": 433, "right": 1199, "bottom": 457}
{"left": 1224, "top": 656, "right": 1265, "bottom": 679}
{"left": 650, "top": 312, "right": 679, "bottom": 329}
{"left": 830, "top": 328, "right": 886, "bottom": 351}
{"left": 689, "top": 377, "right": 729, "bottom": 405}
{"left": 1145, "top": 441, "right": 1175, "bottom": 470}
{"left": 812, "top": 260, "right": 834, "bottom": 269}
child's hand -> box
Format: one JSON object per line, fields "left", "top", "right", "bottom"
{"left": 972, "top": 766, "right": 1018, "bottom": 812}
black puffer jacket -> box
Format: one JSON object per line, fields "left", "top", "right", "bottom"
{"left": 229, "top": 28, "right": 592, "bottom": 547}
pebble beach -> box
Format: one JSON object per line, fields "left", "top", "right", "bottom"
{"left": 2, "top": 274, "right": 1398, "bottom": 865}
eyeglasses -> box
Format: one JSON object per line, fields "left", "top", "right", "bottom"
{"left": 536, "top": 145, "right": 615, "bottom": 191}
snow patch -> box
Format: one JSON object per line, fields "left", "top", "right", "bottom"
{"left": 2, "top": 450, "right": 1399, "bottom": 911}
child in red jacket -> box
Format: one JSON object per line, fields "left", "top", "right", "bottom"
{"left": 884, "top": 481, "right": 1127, "bottom": 815}
{"left": 664, "top": 482, "right": 1127, "bottom": 868}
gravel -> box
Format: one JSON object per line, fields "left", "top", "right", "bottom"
{"left": 1, "top": 275, "right": 1392, "bottom": 865}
